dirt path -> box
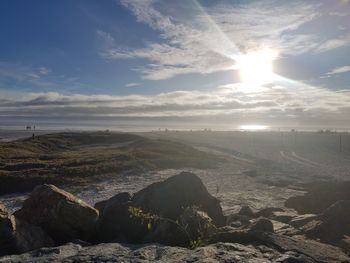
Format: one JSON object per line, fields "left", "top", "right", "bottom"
{"left": 280, "top": 150, "right": 318, "bottom": 168}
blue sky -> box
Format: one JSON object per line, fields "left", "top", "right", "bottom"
{"left": 1, "top": 0, "right": 350, "bottom": 130}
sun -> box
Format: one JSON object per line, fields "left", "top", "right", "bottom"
{"left": 236, "top": 48, "right": 277, "bottom": 86}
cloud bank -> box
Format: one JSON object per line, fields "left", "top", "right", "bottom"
{"left": 2, "top": 81, "right": 350, "bottom": 129}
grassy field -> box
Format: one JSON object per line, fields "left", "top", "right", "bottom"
{"left": 0, "top": 131, "right": 224, "bottom": 194}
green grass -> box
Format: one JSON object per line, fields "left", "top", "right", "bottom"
{"left": 0, "top": 132, "right": 224, "bottom": 194}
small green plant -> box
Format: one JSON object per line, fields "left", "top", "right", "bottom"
{"left": 189, "top": 238, "right": 208, "bottom": 249}
{"left": 128, "top": 206, "right": 159, "bottom": 231}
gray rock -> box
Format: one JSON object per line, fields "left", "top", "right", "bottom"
{"left": 226, "top": 213, "right": 251, "bottom": 227}
{"left": 271, "top": 220, "right": 300, "bottom": 236}
{"left": 238, "top": 205, "right": 254, "bottom": 217}
{"left": 255, "top": 207, "right": 284, "bottom": 218}
{"left": 270, "top": 211, "right": 295, "bottom": 223}
{"left": 146, "top": 207, "right": 216, "bottom": 246}
{"left": 94, "top": 192, "right": 131, "bottom": 214}
{"left": 0, "top": 209, "right": 54, "bottom": 256}
{"left": 209, "top": 226, "right": 257, "bottom": 244}
{"left": 0, "top": 203, "right": 6, "bottom": 215}
{"left": 249, "top": 217, "right": 274, "bottom": 233}
{"left": 178, "top": 208, "right": 216, "bottom": 240}
{"left": 285, "top": 181, "right": 350, "bottom": 214}
{"left": 302, "top": 200, "right": 350, "bottom": 244}
{"left": 132, "top": 172, "right": 226, "bottom": 226}
{"left": 14, "top": 184, "right": 99, "bottom": 244}
{"left": 289, "top": 214, "right": 318, "bottom": 228}
{"left": 144, "top": 217, "right": 189, "bottom": 246}
{"left": 259, "top": 233, "right": 350, "bottom": 263}
{"left": 339, "top": 236, "right": 350, "bottom": 255}
{"left": 96, "top": 201, "right": 148, "bottom": 243}
{"left": 0, "top": 242, "right": 296, "bottom": 263}
{"left": 209, "top": 225, "right": 349, "bottom": 262}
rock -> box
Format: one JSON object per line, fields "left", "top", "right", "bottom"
{"left": 285, "top": 181, "right": 350, "bottom": 214}
{"left": 178, "top": 207, "right": 216, "bottom": 246}
{"left": 0, "top": 210, "right": 54, "bottom": 256}
{"left": 210, "top": 217, "right": 274, "bottom": 244}
{"left": 321, "top": 200, "right": 350, "bottom": 222}
{"left": 209, "top": 226, "right": 256, "bottom": 244}
{"left": 96, "top": 201, "right": 148, "bottom": 243}
{"left": 339, "top": 236, "right": 350, "bottom": 255}
{"left": 132, "top": 172, "right": 225, "bottom": 226}
{"left": 144, "top": 218, "right": 189, "bottom": 246}
{"left": 0, "top": 203, "right": 6, "bottom": 215}
{"left": 238, "top": 205, "right": 254, "bottom": 217}
{"left": 289, "top": 214, "right": 318, "bottom": 228}
{"left": 259, "top": 233, "right": 350, "bottom": 263}
{"left": 0, "top": 242, "right": 317, "bottom": 263}
{"left": 271, "top": 220, "right": 300, "bottom": 236}
{"left": 243, "top": 170, "right": 258, "bottom": 177}
{"left": 254, "top": 207, "right": 297, "bottom": 224}
{"left": 302, "top": 200, "right": 350, "bottom": 243}
{"left": 0, "top": 209, "right": 17, "bottom": 256}
{"left": 178, "top": 208, "right": 216, "bottom": 242}
{"left": 94, "top": 192, "right": 131, "bottom": 214}
{"left": 226, "top": 213, "right": 250, "bottom": 227}
{"left": 249, "top": 217, "right": 274, "bottom": 233}
{"left": 300, "top": 219, "right": 324, "bottom": 239}
{"left": 275, "top": 252, "right": 315, "bottom": 263}
{"left": 209, "top": 224, "right": 349, "bottom": 262}
{"left": 270, "top": 211, "right": 295, "bottom": 223}
{"left": 255, "top": 207, "right": 284, "bottom": 218}
{"left": 0, "top": 243, "right": 82, "bottom": 262}
{"left": 14, "top": 184, "right": 99, "bottom": 244}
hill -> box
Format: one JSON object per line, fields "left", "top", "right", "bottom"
{"left": 0, "top": 132, "right": 224, "bottom": 195}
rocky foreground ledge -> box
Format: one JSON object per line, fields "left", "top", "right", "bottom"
{"left": 1, "top": 172, "right": 350, "bottom": 263}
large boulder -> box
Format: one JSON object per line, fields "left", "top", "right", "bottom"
{"left": 14, "top": 184, "right": 99, "bottom": 244}
{"left": 302, "top": 200, "right": 350, "bottom": 243}
{"left": 95, "top": 191, "right": 147, "bottom": 243}
{"left": 132, "top": 172, "right": 225, "bottom": 226}
{"left": 285, "top": 181, "right": 350, "bottom": 214}
{"left": 0, "top": 203, "right": 54, "bottom": 256}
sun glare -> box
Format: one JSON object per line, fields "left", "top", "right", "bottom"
{"left": 239, "top": 125, "right": 268, "bottom": 131}
{"left": 236, "top": 48, "right": 277, "bottom": 86}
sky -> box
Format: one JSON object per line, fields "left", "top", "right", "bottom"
{"left": 0, "top": 0, "right": 350, "bottom": 130}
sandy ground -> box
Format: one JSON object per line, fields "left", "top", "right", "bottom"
{"left": 2, "top": 130, "right": 349, "bottom": 216}
{"left": 0, "top": 160, "right": 303, "bottom": 216}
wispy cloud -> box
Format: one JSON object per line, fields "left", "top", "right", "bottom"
{"left": 96, "top": 30, "right": 116, "bottom": 47}
{"left": 125, "top": 82, "right": 141, "bottom": 87}
{"left": 0, "top": 61, "right": 87, "bottom": 92}
{"left": 326, "top": 65, "right": 350, "bottom": 75}
{"left": 316, "top": 34, "right": 350, "bottom": 53}
{"left": 96, "top": 0, "right": 350, "bottom": 80}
